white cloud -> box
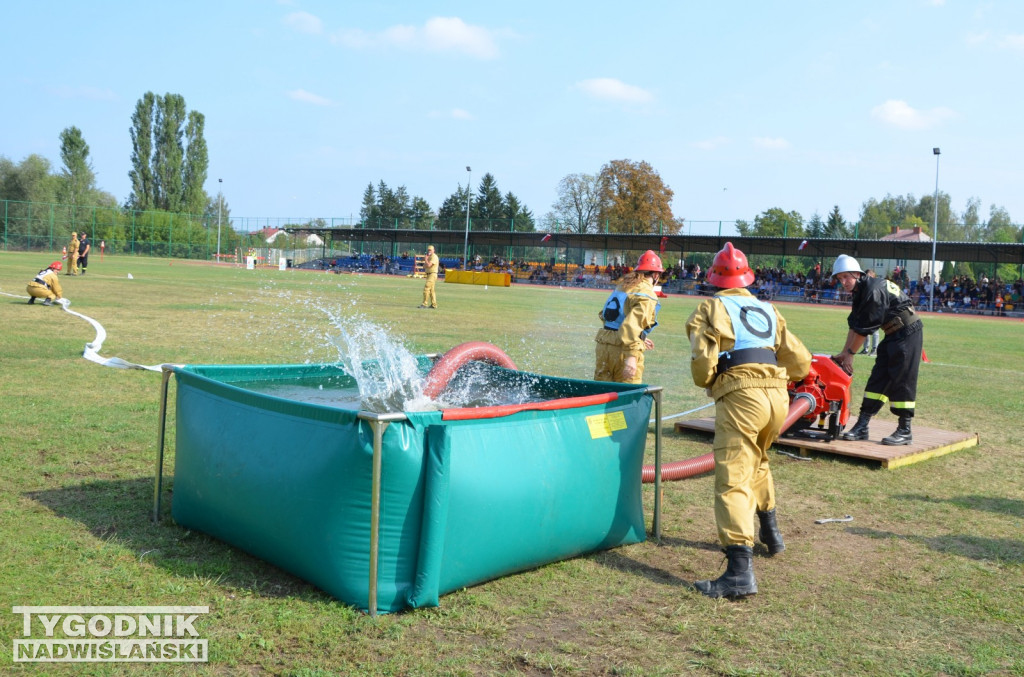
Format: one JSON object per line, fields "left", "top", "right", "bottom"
{"left": 753, "top": 137, "right": 791, "bottom": 150}
{"left": 965, "top": 30, "right": 990, "bottom": 46}
{"left": 574, "top": 78, "right": 654, "bottom": 104}
{"left": 998, "top": 34, "right": 1024, "bottom": 51}
{"left": 870, "top": 99, "right": 956, "bottom": 130}
{"left": 284, "top": 11, "right": 323, "bottom": 35}
{"left": 428, "top": 109, "right": 474, "bottom": 120}
{"left": 693, "top": 136, "right": 731, "bottom": 150}
{"left": 965, "top": 30, "right": 1024, "bottom": 51}
{"left": 287, "top": 89, "right": 332, "bottom": 106}
{"left": 333, "top": 17, "right": 501, "bottom": 59}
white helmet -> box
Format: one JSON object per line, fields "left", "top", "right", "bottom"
{"left": 831, "top": 254, "right": 863, "bottom": 279}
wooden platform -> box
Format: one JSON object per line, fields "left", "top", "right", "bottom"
{"left": 673, "top": 417, "right": 979, "bottom": 469}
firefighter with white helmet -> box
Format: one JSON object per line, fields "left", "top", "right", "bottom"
{"left": 26, "top": 261, "right": 65, "bottom": 305}
{"left": 594, "top": 250, "right": 663, "bottom": 383}
{"left": 831, "top": 253, "right": 923, "bottom": 446}
{"left": 685, "top": 242, "right": 811, "bottom": 599}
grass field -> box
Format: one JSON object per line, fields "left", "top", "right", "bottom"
{"left": 2, "top": 250, "right": 1023, "bottom": 676}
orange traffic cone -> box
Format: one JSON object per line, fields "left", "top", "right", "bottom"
{"left": 921, "top": 350, "right": 930, "bottom": 363}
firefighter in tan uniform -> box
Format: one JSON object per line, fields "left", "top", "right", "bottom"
{"left": 685, "top": 243, "right": 811, "bottom": 599}
{"left": 594, "top": 250, "right": 663, "bottom": 384}
{"left": 67, "top": 232, "right": 80, "bottom": 275}
{"left": 27, "top": 261, "right": 65, "bottom": 305}
{"left": 419, "top": 245, "right": 439, "bottom": 309}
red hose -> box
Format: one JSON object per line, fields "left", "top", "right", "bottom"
{"left": 423, "top": 341, "right": 518, "bottom": 400}
{"left": 641, "top": 453, "right": 714, "bottom": 483}
{"left": 641, "top": 395, "right": 817, "bottom": 483}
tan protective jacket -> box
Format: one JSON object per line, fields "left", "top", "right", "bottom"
{"left": 686, "top": 288, "right": 811, "bottom": 399}
{"left": 424, "top": 253, "right": 439, "bottom": 279}
{"left": 594, "top": 277, "right": 658, "bottom": 359}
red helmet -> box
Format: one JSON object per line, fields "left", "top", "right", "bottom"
{"left": 635, "top": 250, "right": 664, "bottom": 273}
{"left": 50, "top": 261, "right": 63, "bottom": 271}
{"left": 707, "top": 242, "right": 754, "bottom": 288}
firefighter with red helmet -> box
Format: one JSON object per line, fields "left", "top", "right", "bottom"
{"left": 685, "top": 242, "right": 811, "bottom": 599}
{"left": 26, "top": 261, "right": 65, "bottom": 305}
{"left": 594, "top": 250, "right": 663, "bottom": 384}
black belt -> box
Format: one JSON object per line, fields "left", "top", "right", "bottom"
{"left": 881, "top": 308, "right": 919, "bottom": 335}
{"left": 717, "top": 348, "right": 777, "bottom": 372}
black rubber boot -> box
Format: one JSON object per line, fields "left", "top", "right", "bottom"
{"left": 757, "top": 509, "right": 785, "bottom": 555}
{"left": 840, "top": 413, "right": 871, "bottom": 441}
{"left": 882, "top": 415, "right": 913, "bottom": 446}
{"left": 42, "top": 298, "right": 53, "bottom": 306}
{"left": 694, "top": 545, "right": 758, "bottom": 599}
{"left": 28, "top": 297, "right": 35, "bottom": 304}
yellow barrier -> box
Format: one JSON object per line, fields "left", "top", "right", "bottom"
{"left": 444, "top": 270, "right": 511, "bottom": 287}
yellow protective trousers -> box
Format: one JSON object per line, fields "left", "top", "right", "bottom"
{"left": 26, "top": 281, "right": 57, "bottom": 301}
{"left": 422, "top": 277, "right": 437, "bottom": 308}
{"left": 712, "top": 384, "right": 788, "bottom": 548}
{"left": 593, "top": 341, "right": 645, "bottom": 384}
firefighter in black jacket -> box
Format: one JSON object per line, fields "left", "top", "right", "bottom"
{"left": 831, "top": 255, "right": 923, "bottom": 445}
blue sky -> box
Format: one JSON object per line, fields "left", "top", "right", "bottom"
{"left": 4, "top": 1, "right": 1023, "bottom": 235}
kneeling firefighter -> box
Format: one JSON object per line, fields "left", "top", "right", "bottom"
{"left": 593, "top": 250, "right": 663, "bottom": 384}
{"left": 26, "top": 261, "right": 65, "bottom": 306}
{"left": 831, "top": 254, "right": 923, "bottom": 445}
{"left": 685, "top": 243, "right": 811, "bottom": 599}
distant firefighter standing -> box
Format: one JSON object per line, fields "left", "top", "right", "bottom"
{"left": 419, "top": 245, "right": 439, "bottom": 309}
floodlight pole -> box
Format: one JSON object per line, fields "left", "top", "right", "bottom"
{"left": 463, "top": 166, "right": 471, "bottom": 269}
{"left": 216, "top": 178, "right": 223, "bottom": 261}
{"left": 929, "top": 149, "right": 940, "bottom": 312}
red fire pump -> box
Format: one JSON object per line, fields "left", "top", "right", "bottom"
{"left": 781, "top": 354, "right": 853, "bottom": 441}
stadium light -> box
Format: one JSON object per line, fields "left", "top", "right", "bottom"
{"left": 463, "top": 167, "right": 471, "bottom": 269}
{"left": 929, "top": 149, "right": 940, "bottom": 312}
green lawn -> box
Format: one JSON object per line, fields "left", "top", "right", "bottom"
{"left": 1, "top": 251, "right": 1022, "bottom": 676}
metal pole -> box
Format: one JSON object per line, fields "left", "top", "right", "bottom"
{"left": 653, "top": 388, "right": 663, "bottom": 542}
{"left": 153, "top": 366, "right": 174, "bottom": 522}
{"left": 216, "top": 178, "right": 223, "bottom": 261}
{"left": 463, "top": 167, "right": 471, "bottom": 269}
{"left": 367, "top": 418, "right": 386, "bottom": 618}
{"left": 929, "top": 148, "right": 941, "bottom": 312}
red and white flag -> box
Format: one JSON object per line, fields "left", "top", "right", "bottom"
{"left": 541, "top": 233, "right": 552, "bottom": 242}
{"left": 798, "top": 239, "right": 809, "bottom": 251}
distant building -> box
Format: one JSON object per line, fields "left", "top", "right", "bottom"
{"left": 871, "top": 225, "right": 941, "bottom": 282}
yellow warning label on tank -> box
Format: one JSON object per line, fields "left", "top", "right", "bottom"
{"left": 586, "top": 411, "right": 628, "bottom": 438}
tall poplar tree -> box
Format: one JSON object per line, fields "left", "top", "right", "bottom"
{"left": 127, "top": 91, "right": 208, "bottom": 213}
{"left": 58, "top": 126, "right": 96, "bottom": 207}
{"left": 182, "top": 111, "right": 209, "bottom": 216}
{"left": 154, "top": 93, "right": 186, "bottom": 211}
{"left": 128, "top": 92, "right": 155, "bottom": 209}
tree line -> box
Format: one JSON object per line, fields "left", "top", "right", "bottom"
{"left": 2, "top": 89, "right": 1020, "bottom": 264}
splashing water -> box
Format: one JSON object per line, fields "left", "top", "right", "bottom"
{"left": 316, "top": 306, "right": 430, "bottom": 412}
{"left": 210, "top": 282, "right": 551, "bottom": 413}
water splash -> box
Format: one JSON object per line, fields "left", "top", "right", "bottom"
{"left": 316, "top": 305, "right": 428, "bottom": 412}
{"left": 204, "top": 280, "right": 549, "bottom": 413}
